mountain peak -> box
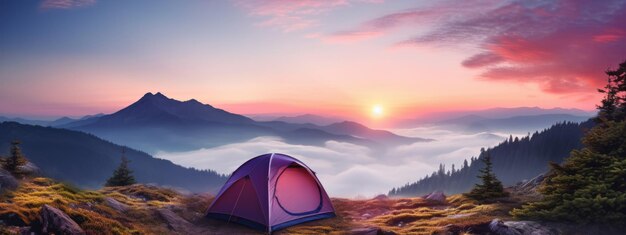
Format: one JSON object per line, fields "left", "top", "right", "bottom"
{"left": 140, "top": 92, "right": 170, "bottom": 102}
{"left": 185, "top": 98, "right": 202, "bottom": 105}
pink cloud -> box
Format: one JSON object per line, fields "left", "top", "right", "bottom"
{"left": 40, "top": 0, "right": 96, "bottom": 9}
{"left": 332, "top": 0, "right": 626, "bottom": 94}
{"left": 233, "top": 0, "right": 380, "bottom": 32}
{"left": 324, "top": 0, "right": 501, "bottom": 42}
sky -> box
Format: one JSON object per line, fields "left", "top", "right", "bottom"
{"left": 2, "top": 0, "right": 626, "bottom": 123}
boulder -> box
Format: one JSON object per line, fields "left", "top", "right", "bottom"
{"left": 489, "top": 219, "right": 521, "bottom": 235}
{"left": 422, "top": 191, "right": 446, "bottom": 203}
{"left": 503, "top": 220, "right": 557, "bottom": 235}
{"left": 40, "top": 204, "right": 85, "bottom": 235}
{"left": 489, "top": 219, "right": 557, "bottom": 235}
{"left": 104, "top": 197, "right": 128, "bottom": 212}
{"left": 0, "top": 168, "right": 18, "bottom": 192}
{"left": 157, "top": 208, "right": 195, "bottom": 233}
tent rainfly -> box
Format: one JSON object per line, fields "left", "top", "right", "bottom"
{"left": 206, "top": 153, "right": 335, "bottom": 232}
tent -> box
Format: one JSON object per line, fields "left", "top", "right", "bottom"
{"left": 206, "top": 153, "right": 335, "bottom": 232}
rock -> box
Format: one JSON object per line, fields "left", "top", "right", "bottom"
{"left": 16, "top": 162, "right": 40, "bottom": 176}
{"left": 0, "top": 168, "right": 18, "bottom": 192}
{"left": 349, "top": 227, "right": 397, "bottom": 235}
{"left": 104, "top": 197, "right": 128, "bottom": 212}
{"left": 504, "top": 220, "right": 557, "bottom": 235}
{"left": 40, "top": 204, "right": 85, "bottom": 235}
{"left": 488, "top": 219, "right": 557, "bottom": 235}
{"left": 422, "top": 190, "right": 446, "bottom": 203}
{"left": 157, "top": 208, "right": 195, "bottom": 233}
{"left": 490, "top": 219, "right": 521, "bottom": 235}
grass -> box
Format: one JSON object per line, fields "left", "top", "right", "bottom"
{"left": 0, "top": 178, "right": 194, "bottom": 234}
{"left": 278, "top": 194, "right": 523, "bottom": 235}
{"left": 1, "top": 177, "right": 527, "bottom": 235}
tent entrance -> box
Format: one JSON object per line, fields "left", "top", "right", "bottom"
{"left": 274, "top": 165, "right": 323, "bottom": 216}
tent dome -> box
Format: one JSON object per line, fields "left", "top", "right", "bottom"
{"left": 206, "top": 153, "right": 335, "bottom": 232}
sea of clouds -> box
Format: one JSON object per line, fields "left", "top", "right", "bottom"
{"left": 155, "top": 126, "right": 526, "bottom": 198}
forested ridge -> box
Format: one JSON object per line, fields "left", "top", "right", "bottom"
{"left": 390, "top": 120, "right": 594, "bottom": 196}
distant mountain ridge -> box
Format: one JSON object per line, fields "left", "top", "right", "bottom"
{"left": 437, "top": 113, "right": 591, "bottom": 133}
{"left": 273, "top": 114, "right": 345, "bottom": 126}
{"left": 390, "top": 120, "right": 594, "bottom": 196}
{"left": 0, "top": 122, "right": 227, "bottom": 192}
{"left": 0, "top": 114, "right": 105, "bottom": 128}
{"left": 397, "top": 107, "right": 595, "bottom": 128}
{"left": 62, "top": 92, "right": 425, "bottom": 153}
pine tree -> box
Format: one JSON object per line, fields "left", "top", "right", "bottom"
{"left": 512, "top": 60, "right": 626, "bottom": 226}
{"left": 463, "top": 151, "right": 508, "bottom": 201}
{"left": 3, "top": 140, "right": 28, "bottom": 175}
{"left": 105, "top": 150, "right": 136, "bottom": 187}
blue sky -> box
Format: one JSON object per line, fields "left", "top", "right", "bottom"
{"left": 2, "top": 0, "right": 624, "bottom": 123}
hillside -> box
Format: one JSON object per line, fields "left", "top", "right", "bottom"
{"left": 0, "top": 122, "right": 227, "bottom": 192}
{"left": 0, "top": 177, "right": 543, "bottom": 235}
{"left": 390, "top": 120, "right": 594, "bottom": 196}
{"left": 64, "top": 92, "right": 425, "bottom": 153}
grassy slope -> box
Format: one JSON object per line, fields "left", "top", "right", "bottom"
{"left": 0, "top": 177, "right": 525, "bottom": 235}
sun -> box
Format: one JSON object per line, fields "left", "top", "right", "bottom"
{"left": 372, "top": 105, "right": 384, "bottom": 118}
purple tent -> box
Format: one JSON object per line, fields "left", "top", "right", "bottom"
{"left": 206, "top": 153, "right": 335, "bottom": 232}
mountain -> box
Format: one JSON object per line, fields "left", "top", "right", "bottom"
{"left": 397, "top": 107, "right": 595, "bottom": 128}
{"left": 64, "top": 92, "right": 424, "bottom": 153}
{"left": 389, "top": 120, "right": 594, "bottom": 196}
{"left": 63, "top": 92, "right": 275, "bottom": 153}
{"left": 0, "top": 114, "right": 106, "bottom": 127}
{"left": 0, "top": 122, "right": 227, "bottom": 192}
{"left": 273, "top": 114, "right": 345, "bottom": 126}
{"left": 47, "top": 117, "right": 77, "bottom": 126}
{"left": 437, "top": 114, "right": 591, "bottom": 133}
{"left": 319, "top": 121, "right": 428, "bottom": 145}
{"left": 0, "top": 116, "right": 50, "bottom": 126}
{"left": 256, "top": 120, "right": 430, "bottom": 146}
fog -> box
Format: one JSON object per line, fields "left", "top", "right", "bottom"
{"left": 155, "top": 126, "right": 523, "bottom": 198}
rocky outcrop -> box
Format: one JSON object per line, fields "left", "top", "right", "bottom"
{"left": 510, "top": 173, "right": 546, "bottom": 200}
{"left": 157, "top": 208, "right": 195, "bottom": 234}
{"left": 422, "top": 191, "right": 446, "bottom": 203}
{"left": 40, "top": 204, "right": 85, "bottom": 235}
{"left": 104, "top": 197, "right": 129, "bottom": 212}
{"left": 489, "top": 219, "right": 557, "bottom": 235}
{"left": 0, "top": 168, "right": 18, "bottom": 192}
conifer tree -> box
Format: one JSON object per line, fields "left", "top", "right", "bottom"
{"left": 463, "top": 151, "right": 508, "bottom": 201}
{"left": 105, "top": 149, "right": 136, "bottom": 187}
{"left": 512, "top": 60, "right": 626, "bottom": 226}
{"left": 3, "top": 140, "right": 28, "bottom": 175}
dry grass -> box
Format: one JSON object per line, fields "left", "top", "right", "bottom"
{"left": 278, "top": 194, "right": 522, "bottom": 235}
{"left": 1, "top": 178, "right": 525, "bottom": 235}
{"left": 0, "top": 178, "right": 195, "bottom": 234}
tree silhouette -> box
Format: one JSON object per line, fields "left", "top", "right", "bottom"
{"left": 513, "top": 60, "right": 626, "bottom": 226}
{"left": 597, "top": 60, "right": 626, "bottom": 122}
{"left": 105, "top": 149, "right": 136, "bottom": 187}
{"left": 463, "top": 151, "right": 508, "bottom": 201}
{"left": 3, "top": 140, "right": 28, "bottom": 175}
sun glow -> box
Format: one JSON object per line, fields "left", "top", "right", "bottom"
{"left": 372, "top": 105, "right": 384, "bottom": 118}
